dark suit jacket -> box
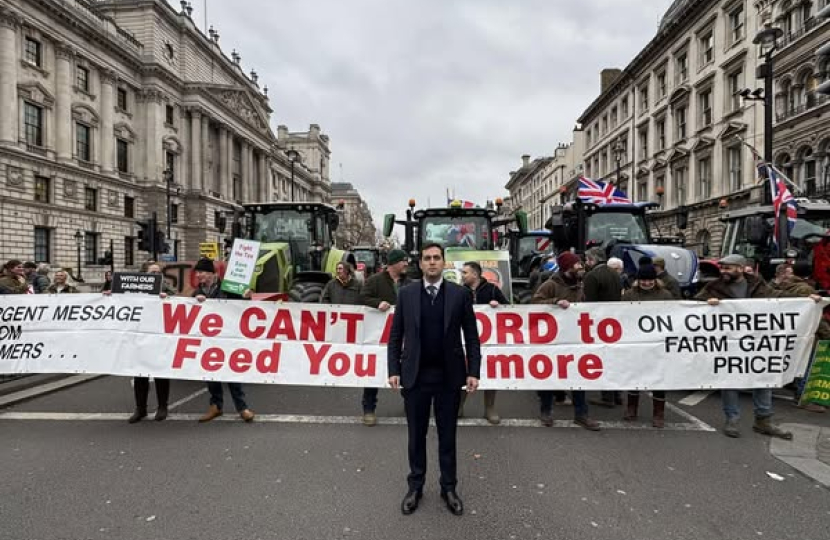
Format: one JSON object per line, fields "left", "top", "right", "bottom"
{"left": 388, "top": 280, "right": 482, "bottom": 390}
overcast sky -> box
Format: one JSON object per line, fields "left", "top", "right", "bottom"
{"left": 198, "top": 0, "right": 676, "bottom": 228}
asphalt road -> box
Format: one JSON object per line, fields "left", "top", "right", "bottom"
{"left": 1, "top": 377, "right": 829, "bottom": 540}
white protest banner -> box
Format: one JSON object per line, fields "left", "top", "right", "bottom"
{"left": 0, "top": 294, "right": 825, "bottom": 390}
{"left": 221, "top": 239, "right": 260, "bottom": 296}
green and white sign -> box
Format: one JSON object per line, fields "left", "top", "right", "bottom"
{"left": 443, "top": 249, "right": 512, "bottom": 303}
{"left": 221, "top": 239, "right": 261, "bottom": 296}
{"left": 801, "top": 340, "right": 830, "bottom": 407}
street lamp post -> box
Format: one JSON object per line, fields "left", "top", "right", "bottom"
{"left": 286, "top": 149, "right": 301, "bottom": 202}
{"left": 74, "top": 230, "right": 83, "bottom": 282}
{"left": 164, "top": 167, "right": 174, "bottom": 239}
{"left": 752, "top": 23, "right": 783, "bottom": 204}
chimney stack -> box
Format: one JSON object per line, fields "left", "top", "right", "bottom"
{"left": 600, "top": 68, "right": 622, "bottom": 93}
{"left": 521, "top": 154, "right": 531, "bottom": 167}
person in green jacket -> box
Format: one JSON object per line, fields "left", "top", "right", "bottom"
{"left": 359, "top": 249, "right": 411, "bottom": 426}
{"left": 321, "top": 262, "right": 362, "bottom": 305}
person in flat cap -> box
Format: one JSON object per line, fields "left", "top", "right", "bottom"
{"left": 359, "top": 249, "right": 412, "bottom": 426}
{"left": 622, "top": 264, "right": 675, "bottom": 427}
{"left": 191, "top": 257, "right": 256, "bottom": 424}
{"left": 695, "top": 253, "right": 822, "bottom": 439}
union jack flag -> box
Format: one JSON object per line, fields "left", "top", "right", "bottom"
{"left": 577, "top": 176, "right": 631, "bottom": 204}
{"left": 759, "top": 162, "right": 797, "bottom": 248}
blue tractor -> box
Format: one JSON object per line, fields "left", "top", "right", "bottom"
{"left": 546, "top": 199, "right": 699, "bottom": 296}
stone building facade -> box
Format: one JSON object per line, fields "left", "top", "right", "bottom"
{"left": 576, "top": 0, "right": 769, "bottom": 258}
{"left": 504, "top": 127, "right": 585, "bottom": 229}
{"left": 765, "top": 0, "right": 830, "bottom": 197}
{"left": 330, "top": 181, "right": 377, "bottom": 248}
{"left": 0, "top": 0, "right": 329, "bottom": 281}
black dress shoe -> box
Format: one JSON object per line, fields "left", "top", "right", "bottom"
{"left": 154, "top": 406, "right": 168, "bottom": 421}
{"left": 441, "top": 490, "right": 464, "bottom": 516}
{"left": 128, "top": 409, "right": 147, "bottom": 424}
{"left": 401, "top": 490, "right": 422, "bottom": 515}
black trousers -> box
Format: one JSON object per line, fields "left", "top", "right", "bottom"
{"left": 133, "top": 377, "right": 170, "bottom": 411}
{"left": 402, "top": 368, "right": 461, "bottom": 493}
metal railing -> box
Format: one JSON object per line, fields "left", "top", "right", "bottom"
{"left": 778, "top": 18, "right": 817, "bottom": 49}
{"left": 776, "top": 94, "right": 829, "bottom": 122}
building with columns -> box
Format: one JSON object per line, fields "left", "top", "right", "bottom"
{"left": 0, "top": 0, "right": 330, "bottom": 280}
{"left": 330, "top": 182, "right": 377, "bottom": 248}
{"left": 573, "top": 0, "right": 770, "bottom": 258}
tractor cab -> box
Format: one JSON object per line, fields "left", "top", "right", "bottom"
{"left": 720, "top": 199, "right": 830, "bottom": 285}
{"left": 237, "top": 202, "right": 352, "bottom": 302}
{"left": 507, "top": 229, "right": 556, "bottom": 279}
{"left": 547, "top": 199, "right": 699, "bottom": 296}
{"left": 353, "top": 246, "right": 382, "bottom": 277}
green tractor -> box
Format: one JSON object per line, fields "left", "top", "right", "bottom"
{"left": 383, "top": 199, "right": 527, "bottom": 281}
{"left": 233, "top": 202, "right": 355, "bottom": 303}
{"left": 352, "top": 245, "right": 383, "bottom": 277}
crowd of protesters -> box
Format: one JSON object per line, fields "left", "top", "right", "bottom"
{"left": 2, "top": 247, "right": 827, "bottom": 437}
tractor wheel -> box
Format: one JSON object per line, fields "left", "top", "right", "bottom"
{"left": 289, "top": 281, "right": 325, "bottom": 304}
{"left": 288, "top": 282, "right": 309, "bottom": 302}
{"left": 514, "top": 287, "right": 533, "bottom": 305}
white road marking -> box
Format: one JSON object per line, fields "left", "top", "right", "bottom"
{"left": 0, "top": 375, "right": 103, "bottom": 408}
{"left": 678, "top": 391, "right": 714, "bottom": 407}
{"left": 663, "top": 400, "right": 716, "bottom": 432}
{"left": 0, "top": 411, "right": 714, "bottom": 431}
{"left": 166, "top": 388, "right": 207, "bottom": 412}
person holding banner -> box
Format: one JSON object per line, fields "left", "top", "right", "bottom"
{"left": 45, "top": 270, "right": 79, "bottom": 294}
{"left": 532, "top": 251, "right": 600, "bottom": 431}
{"left": 321, "top": 262, "right": 362, "bottom": 305}
{"left": 782, "top": 262, "right": 830, "bottom": 413}
{"left": 128, "top": 262, "right": 175, "bottom": 423}
{"left": 584, "top": 248, "right": 624, "bottom": 408}
{"left": 621, "top": 265, "right": 674, "bottom": 428}
{"left": 459, "top": 261, "right": 508, "bottom": 424}
{"left": 359, "top": 249, "right": 411, "bottom": 427}
{"left": 388, "top": 243, "right": 481, "bottom": 517}
{"left": 0, "top": 260, "right": 30, "bottom": 294}
{"left": 696, "top": 254, "right": 821, "bottom": 439}
{"left": 191, "top": 257, "right": 255, "bottom": 424}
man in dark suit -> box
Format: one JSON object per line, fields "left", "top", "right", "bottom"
{"left": 388, "top": 243, "right": 482, "bottom": 517}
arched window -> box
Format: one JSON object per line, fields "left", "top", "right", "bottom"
{"left": 778, "top": 78, "right": 792, "bottom": 117}
{"left": 818, "top": 139, "right": 830, "bottom": 196}
{"left": 804, "top": 72, "right": 818, "bottom": 107}
{"left": 776, "top": 153, "right": 794, "bottom": 185}
{"left": 695, "top": 229, "right": 711, "bottom": 258}
{"left": 799, "top": 147, "right": 816, "bottom": 195}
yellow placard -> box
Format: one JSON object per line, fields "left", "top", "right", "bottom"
{"left": 199, "top": 242, "right": 219, "bottom": 260}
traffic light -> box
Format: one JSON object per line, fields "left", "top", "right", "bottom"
{"left": 155, "top": 230, "right": 170, "bottom": 254}
{"left": 136, "top": 218, "right": 155, "bottom": 253}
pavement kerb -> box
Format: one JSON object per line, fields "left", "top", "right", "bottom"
{"left": 770, "top": 423, "right": 830, "bottom": 488}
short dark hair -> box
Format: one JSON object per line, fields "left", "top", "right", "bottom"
{"left": 463, "top": 261, "right": 482, "bottom": 277}
{"left": 420, "top": 242, "right": 445, "bottom": 260}
{"left": 23, "top": 261, "right": 37, "bottom": 269}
